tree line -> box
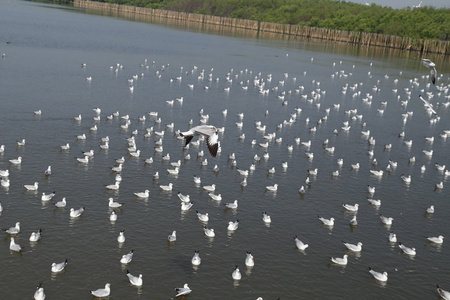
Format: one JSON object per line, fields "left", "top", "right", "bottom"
{"left": 80, "top": 0, "right": 450, "bottom": 40}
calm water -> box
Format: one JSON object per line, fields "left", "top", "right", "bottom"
{"left": 1, "top": 1, "right": 450, "bottom": 299}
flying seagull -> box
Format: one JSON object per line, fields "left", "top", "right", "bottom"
{"left": 422, "top": 58, "right": 436, "bottom": 85}
{"left": 180, "top": 125, "right": 219, "bottom": 157}
{"left": 419, "top": 95, "right": 438, "bottom": 116}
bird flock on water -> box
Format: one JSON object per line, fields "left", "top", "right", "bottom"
{"left": 1, "top": 52, "right": 449, "bottom": 300}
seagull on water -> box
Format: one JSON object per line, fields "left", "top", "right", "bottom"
{"left": 24, "top": 182, "right": 39, "bottom": 191}
{"left": 343, "top": 241, "right": 363, "bottom": 252}
{"left": 134, "top": 190, "right": 149, "bottom": 198}
{"left": 419, "top": 94, "right": 438, "bottom": 115}
{"left": 108, "top": 198, "right": 123, "bottom": 208}
{"left": 196, "top": 211, "right": 209, "bottom": 222}
{"left": 120, "top": 250, "right": 134, "bottom": 264}
{"left": 9, "top": 156, "right": 22, "bottom": 165}
{"left": 168, "top": 230, "right": 176, "bottom": 243}
{"left": 437, "top": 285, "right": 450, "bottom": 300}
{"left": 245, "top": 251, "right": 255, "bottom": 267}
{"left": 343, "top": 203, "right": 359, "bottom": 212}
{"left": 5, "top": 222, "right": 21, "bottom": 234}
{"left": 117, "top": 230, "right": 126, "bottom": 243}
{"left": 175, "top": 283, "right": 192, "bottom": 297}
{"left": 90, "top": 283, "right": 111, "bottom": 298}
{"left": 9, "top": 237, "right": 22, "bottom": 252}
{"left": 41, "top": 191, "right": 55, "bottom": 201}
{"left": 227, "top": 220, "right": 239, "bottom": 231}
{"left": 203, "top": 184, "right": 216, "bottom": 192}
{"left": 398, "top": 242, "right": 416, "bottom": 255}
{"left": 160, "top": 183, "right": 173, "bottom": 191}
{"left": 232, "top": 265, "right": 242, "bottom": 280}
{"left": 318, "top": 216, "right": 335, "bottom": 226}
{"left": 33, "top": 282, "right": 45, "bottom": 300}
{"left": 203, "top": 226, "right": 215, "bottom": 237}
{"left": 51, "top": 259, "right": 68, "bottom": 273}
{"left": 29, "top": 229, "right": 43, "bottom": 242}
{"left": 422, "top": 58, "right": 437, "bottom": 85}
{"left": 69, "top": 207, "right": 85, "bottom": 218}
{"left": 191, "top": 250, "right": 201, "bottom": 266}
{"left": 54, "top": 197, "right": 67, "bottom": 208}
{"left": 126, "top": 270, "right": 143, "bottom": 286}
{"left": 428, "top": 235, "right": 444, "bottom": 244}
{"left": 262, "top": 212, "right": 271, "bottom": 223}
{"left": 380, "top": 214, "right": 394, "bottom": 225}
{"left": 331, "top": 254, "right": 348, "bottom": 265}
{"left": 180, "top": 125, "right": 219, "bottom": 157}
{"left": 294, "top": 235, "right": 309, "bottom": 250}
{"left": 225, "top": 200, "right": 238, "bottom": 209}
{"left": 369, "top": 267, "right": 388, "bottom": 282}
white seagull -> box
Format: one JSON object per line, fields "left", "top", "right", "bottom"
{"left": 160, "top": 183, "right": 173, "bottom": 191}
{"left": 9, "top": 237, "right": 22, "bottom": 252}
{"left": 398, "top": 242, "right": 416, "bottom": 255}
{"left": 343, "top": 241, "right": 363, "bottom": 252}
{"left": 203, "top": 226, "right": 215, "bottom": 237}
{"left": 343, "top": 203, "right": 359, "bottom": 212}
{"left": 294, "top": 235, "right": 309, "bottom": 250}
{"left": 41, "top": 191, "right": 55, "bottom": 201}
{"left": 134, "top": 190, "right": 150, "bottom": 198}
{"left": 318, "top": 216, "right": 335, "bottom": 226}
{"left": 29, "top": 229, "right": 43, "bottom": 242}
{"left": 232, "top": 265, "right": 242, "bottom": 280}
{"left": 51, "top": 259, "right": 68, "bottom": 273}
{"left": 69, "top": 207, "right": 85, "bottom": 218}
{"left": 168, "top": 230, "right": 177, "bottom": 243}
{"left": 108, "top": 198, "right": 123, "bottom": 208}
{"left": 422, "top": 58, "right": 437, "bottom": 85}
{"left": 225, "top": 200, "right": 238, "bottom": 209}
{"left": 24, "top": 182, "right": 39, "bottom": 191}
{"left": 419, "top": 94, "right": 438, "bottom": 115}
{"left": 428, "top": 235, "right": 444, "bottom": 244}
{"left": 33, "top": 282, "right": 45, "bottom": 300}
{"left": 9, "top": 156, "right": 22, "bottom": 165}
{"left": 196, "top": 211, "right": 209, "bottom": 222}
{"left": 5, "top": 222, "right": 21, "bottom": 234}
{"left": 369, "top": 267, "right": 388, "bottom": 282}
{"left": 175, "top": 283, "right": 192, "bottom": 297}
{"left": 90, "top": 283, "right": 111, "bottom": 298}
{"left": 380, "top": 214, "right": 394, "bottom": 225}
{"left": 437, "top": 285, "right": 450, "bottom": 300}
{"left": 331, "top": 254, "right": 348, "bottom": 265}
{"left": 245, "top": 251, "right": 255, "bottom": 267}
{"left": 262, "top": 212, "right": 272, "bottom": 223}
{"left": 126, "top": 270, "right": 143, "bottom": 286}
{"left": 227, "top": 220, "right": 239, "bottom": 231}
{"left": 180, "top": 125, "right": 219, "bottom": 157}
{"left": 120, "top": 250, "right": 134, "bottom": 264}
{"left": 191, "top": 250, "right": 201, "bottom": 266}
{"left": 54, "top": 197, "right": 67, "bottom": 208}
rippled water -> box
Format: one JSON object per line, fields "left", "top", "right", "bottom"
{"left": 0, "top": 1, "right": 450, "bottom": 299}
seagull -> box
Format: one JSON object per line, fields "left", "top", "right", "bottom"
{"left": 126, "top": 270, "right": 143, "bottom": 286}
{"left": 51, "top": 259, "right": 68, "bottom": 273}
{"left": 343, "top": 241, "right": 363, "bottom": 252}
{"left": 69, "top": 207, "right": 85, "bottom": 218}
{"left": 203, "top": 184, "right": 216, "bottom": 192}
{"left": 54, "top": 197, "right": 67, "bottom": 208}
{"left": 208, "top": 193, "right": 222, "bottom": 201}
{"left": 108, "top": 198, "right": 123, "bottom": 208}
{"left": 426, "top": 205, "right": 435, "bottom": 214}
{"left": 117, "top": 230, "right": 126, "bottom": 243}
{"left": 120, "top": 250, "right": 134, "bottom": 264}
{"left": 318, "top": 216, "right": 335, "bottom": 226}
{"left": 191, "top": 250, "right": 201, "bottom": 266}
{"left": 437, "top": 285, "right": 450, "bottom": 300}
{"left": 5, "top": 222, "right": 21, "bottom": 234}
{"left": 90, "top": 283, "right": 111, "bottom": 298}
{"left": 349, "top": 215, "right": 358, "bottom": 226}
{"left": 29, "top": 229, "right": 43, "bottom": 242}
{"left": 225, "top": 200, "right": 238, "bottom": 209}
{"left": 41, "top": 191, "right": 55, "bottom": 201}
{"left": 24, "top": 182, "right": 39, "bottom": 191}
{"left": 168, "top": 230, "right": 176, "bottom": 242}
{"left": 368, "top": 267, "right": 388, "bottom": 282}
{"left": 175, "top": 283, "right": 192, "bottom": 297}
{"left": 419, "top": 95, "right": 438, "bottom": 115}
{"left": 422, "top": 58, "right": 436, "bottom": 84}
{"left": 294, "top": 235, "right": 309, "bottom": 250}
{"left": 33, "top": 282, "right": 45, "bottom": 300}
{"left": 110, "top": 211, "right": 118, "bottom": 222}
{"left": 180, "top": 125, "right": 219, "bottom": 157}
{"left": 177, "top": 192, "right": 191, "bottom": 203}
{"left": 196, "top": 211, "right": 209, "bottom": 222}
{"left": 262, "top": 212, "right": 271, "bottom": 223}
{"left": 388, "top": 231, "right": 397, "bottom": 243}
{"left": 331, "top": 254, "right": 348, "bottom": 265}
{"left": 160, "top": 183, "right": 173, "bottom": 191}
{"left": 181, "top": 201, "right": 193, "bottom": 211}
{"left": 245, "top": 251, "right": 255, "bottom": 267}
{"left": 134, "top": 190, "right": 149, "bottom": 198}
{"left": 44, "top": 166, "right": 51, "bottom": 176}
{"left": 266, "top": 183, "right": 278, "bottom": 192}
{"left": 9, "top": 237, "right": 22, "bottom": 252}
{"left": 9, "top": 156, "right": 22, "bottom": 165}
{"left": 193, "top": 175, "right": 201, "bottom": 184}
{"left": 203, "top": 226, "right": 215, "bottom": 237}
{"left": 380, "top": 214, "right": 394, "bottom": 225}
{"left": 227, "top": 220, "right": 239, "bottom": 231}
{"left": 343, "top": 203, "right": 359, "bottom": 212}
{"left": 367, "top": 198, "right": 381, "bottom": 206}
{"left": 232, "top": 265, "right": 242, "bottom": 280}
{"left": 428, "top": 235, "right": 444, "bottom": 244}
{"left": 399, "top": 242, "right": 416, "bottom": 255}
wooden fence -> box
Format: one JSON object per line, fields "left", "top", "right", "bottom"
{"left": 73, "top": 0, "right": 449, "bottom": 55}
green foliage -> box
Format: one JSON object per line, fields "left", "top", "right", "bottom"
{"left": 88, "top": 0, "right": 450, "bottom": 40}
